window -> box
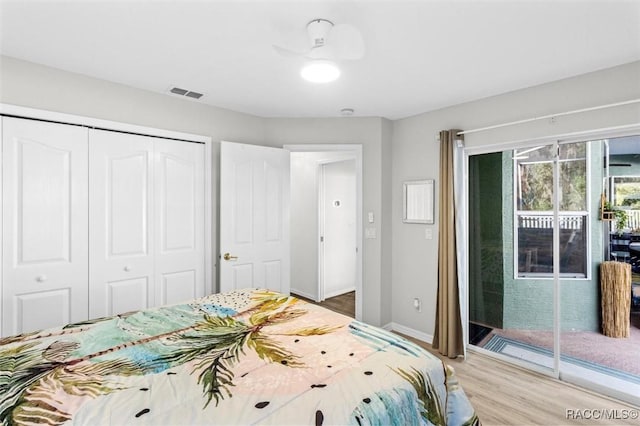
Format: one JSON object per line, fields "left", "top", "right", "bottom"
{"left": 515, "top": 142, "right": 588, "bottom": 278}
{"left": 612, "top": 176, "right": 640, "bottom": 208}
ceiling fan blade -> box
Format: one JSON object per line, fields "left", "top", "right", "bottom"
{"left": 305, "top": 45, "right": 335, "bottom": 60}
{"left": 327, "top": 24, "right": 365, "bottom": 60}
{"left": 272, "top": 22, "right": 315, "bottom": 58}
{"left": 272, "top": 44, "right": 311, "bottom": 58}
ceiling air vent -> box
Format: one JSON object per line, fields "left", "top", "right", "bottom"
{"left": 185, "top": 91, "right": 203, "bottom": 99}
{"left": 170, "top": 87, "right": 188, "bottom": 95}
{"left": 168, "top": 86, "right": 204, "bottom": 100}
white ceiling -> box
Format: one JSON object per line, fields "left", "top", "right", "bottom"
{"left": 1, "top": 0, "right": 639, "bottom": 119}
{"left": 610, "top": 135, "right": 640, "bottom": 155}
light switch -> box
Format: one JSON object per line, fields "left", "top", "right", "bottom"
{"left": 425, "top": 228, "right": 433, "bottom": 240}
{"left": 365, "top": 227, "right": 377, "bottom": 239}
{"left": 368, "top": 212, "right": 374, "bottom": 223}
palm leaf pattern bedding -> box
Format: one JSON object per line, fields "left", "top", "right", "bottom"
{"left": 0, "top": 289, "right": 478, "bottom": 425}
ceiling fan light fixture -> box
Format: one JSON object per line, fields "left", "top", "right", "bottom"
{"left": 300, "top": 60, "right": 340, "bottom": 83}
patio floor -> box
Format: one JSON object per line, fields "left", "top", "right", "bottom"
{"left": 477, "top": 313, "right": 640, "bottom": 377}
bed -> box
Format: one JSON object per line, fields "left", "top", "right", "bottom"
{"left": 0, "top": 289, "right": 478, "bottom": 425}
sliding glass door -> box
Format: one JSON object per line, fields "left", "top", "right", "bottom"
{"left": 468, "top": 142, "right": 560, "bottom": 375}
{"left": 468, "top": 135, "right": 640, "bottom": 405}
{"left": 558, "top": 136, "right": 640, "bottom": 403}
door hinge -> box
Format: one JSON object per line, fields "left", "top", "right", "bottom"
{"left": 320, "top": 236, "right": 324, "bottom": 242}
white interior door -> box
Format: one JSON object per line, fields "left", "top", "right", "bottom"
{"left": 321, "top": 160, "right": 357, "bottom": 299}
{"left": 2, "top": 117, "right": 88, "bottom": 336}
{"left": 89, "top": 130, "right": 154, "bottom": 318}
{"left": 154, "top": 139, "right": 205, "bottom": 305}
{"left": 220, "top": 141, "right": 290, "bottom": 294}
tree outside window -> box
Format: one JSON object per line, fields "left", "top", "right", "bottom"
{"left": 515, "top": 142, "right": 588, "bottom": 278}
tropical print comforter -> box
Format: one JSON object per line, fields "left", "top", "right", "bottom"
{"left": 0, "top": 289, "right": 478, "bottom": 425}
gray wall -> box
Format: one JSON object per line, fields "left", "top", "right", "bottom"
{"left": 0, "top": 57, "right": 265, "bottom": 144}
{"left": 2, "top": 54, "right": 639, "bottom": 336}
{"left": 391, "top": 61, "right": 640, "bottom": 338}
{"left": 263, "top": 118, "right": 391, "bottom": 326}
{"left": 0, "top": 56, "right": 392, "bottom": 327}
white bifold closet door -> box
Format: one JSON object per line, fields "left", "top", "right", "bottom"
{"left": 154, "top": 138, "right": 205, "bottom": 307}
{"left": 2, "top": 118, "right": 89, "bottom": 336}
{"left": 88, "top": 130, "right": 205, "bottom": 318}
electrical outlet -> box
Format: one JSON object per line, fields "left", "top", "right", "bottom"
{"left": 413, "top": 298, "right": 421, "bottom": 312}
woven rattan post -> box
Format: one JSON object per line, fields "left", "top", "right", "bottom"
{"left": 600, "top": 261, "right": 631, "bottom": 338}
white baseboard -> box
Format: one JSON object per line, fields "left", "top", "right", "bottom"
{"left": 383, "top": 322, "right": 433, "bottom": 345}
{"left": 290, "top": 289, "right": 317, "bottom": 301}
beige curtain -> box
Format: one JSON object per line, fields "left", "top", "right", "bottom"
{"left": 432, "top": 129, "right": 464, "bottom": 358}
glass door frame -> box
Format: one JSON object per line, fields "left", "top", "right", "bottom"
{"left": 464, "top": 138, "right": 562, "bottom": 379}
{"left": 463, "top": 125, "right": 640, "bottom": 405}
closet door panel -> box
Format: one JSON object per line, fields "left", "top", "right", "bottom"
{"left": 19, "top": 140, "right": 71, "bottom": 263}
{"left": 154, "top": 139, "right": 204, "bottom": 305}
{"left": 107, "top": 277, "right": 150, "bottom": 315}
{"left": 15, "top": 289, "right": 70, "bottom": 333}
{"left": 109, "top": 153, "right": 149, "bottom": 256}
{"left": 2, "top": 117, "right": 88, "bottom": 336}
{"left": 162, "top": 270, "right": 196, "bottom": 305}
{"left": 89, "top": 130, "right": 154, "bottom": 318}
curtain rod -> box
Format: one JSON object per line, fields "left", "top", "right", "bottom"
{"left": 457, "top": 98, "right": 640, "bottom": 136}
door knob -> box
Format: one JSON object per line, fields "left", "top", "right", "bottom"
{"left": 223, "top": 252, "right": 238, "bottom": 261}
{"left": 36, "top": 275, "right": 47, "bottom": 282}
{"left": 124, "top": 266, "right": 131, "bottom": 272}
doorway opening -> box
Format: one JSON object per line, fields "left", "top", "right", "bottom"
{"left": 285, "top": 145, "right": 362, "bottom": 320}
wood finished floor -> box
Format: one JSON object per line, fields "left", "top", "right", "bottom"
{"left": 401, "top": 334, "right": 639, "bottom": 425}
{"left": 293, "top": 291, "right": 639, "bottom": 425}
{"left": 292, "top": 291, "right": 355, "bottom": 318}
